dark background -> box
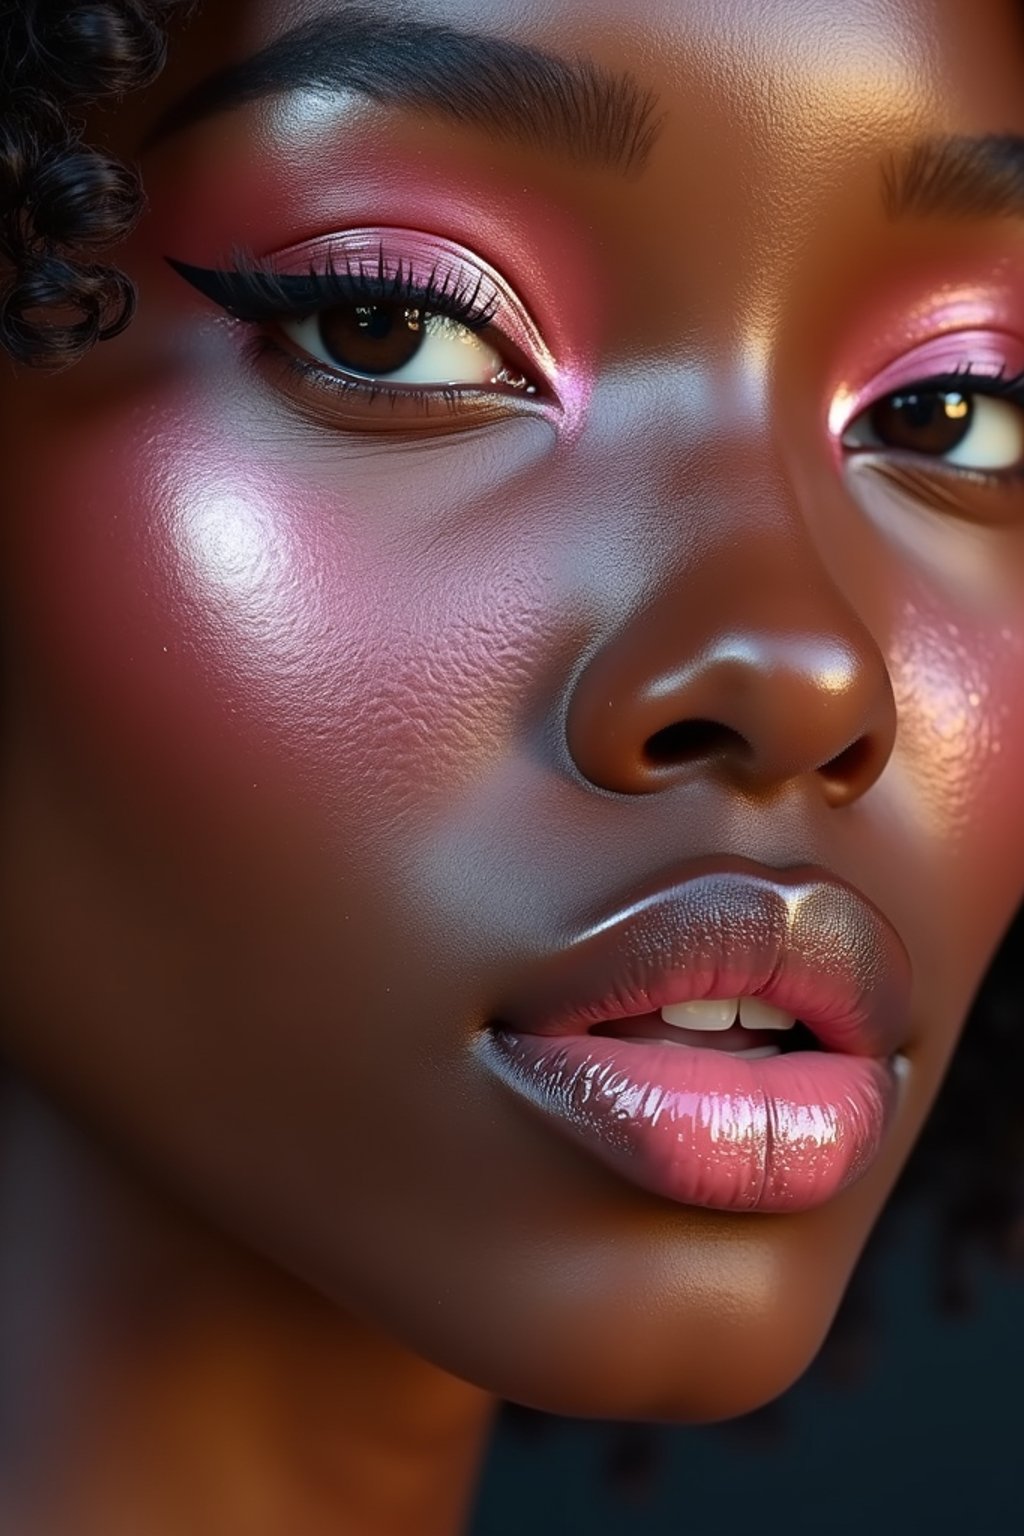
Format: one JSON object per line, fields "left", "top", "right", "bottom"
{"left": 468, "top": 1206, "right": 1024, "bottom": 1535}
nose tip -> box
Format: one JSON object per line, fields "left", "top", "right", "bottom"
{"left": 565, "top": 620, "right": 897, "bottom": 807}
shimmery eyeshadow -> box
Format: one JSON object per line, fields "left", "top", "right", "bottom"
{"left": 243, "top": 226, "right": 562, "bottom": 401}
{"left": 830, "top": 327, "right": 1024, "bottom": 439}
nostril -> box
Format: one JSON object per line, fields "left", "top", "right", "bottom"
{"left": 643, "top": 718, "right": 747, "bottom": 768}
{"left": 817, "top": 734, "right": 879, "bottom": 804}
{"left": 823, "top": 737, "right": 872, "bottom": 778}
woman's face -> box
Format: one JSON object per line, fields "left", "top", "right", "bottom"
{"left": 3, "top": 0, "right": 1024, "bottom": 1420}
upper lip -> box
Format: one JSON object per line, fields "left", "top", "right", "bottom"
{"left": 493, "top": 855, "right": 912, "bottom": 1059}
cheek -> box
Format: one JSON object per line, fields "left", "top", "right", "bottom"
{"left": 839, "top": 461, "right": 1024, "bottom": 1007}
{"left": 884, "top": 586, "right": 1024, "bottom": 996}
{"left": 2, "top": 381, "right": 561, "bottom": 883}
{"left": 891, "top": 605, "right": 1019, "bottom": 837}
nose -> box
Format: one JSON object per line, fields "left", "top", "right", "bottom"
{"left": 565, "top": 541, "right": 896, "bottom": 808}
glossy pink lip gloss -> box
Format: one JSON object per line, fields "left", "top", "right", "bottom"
{"left": 483, "top": 1030, "right": 898, "bottom": 1212}
{"left": 480, "top": 858, "right": 911, "bottom": 1214}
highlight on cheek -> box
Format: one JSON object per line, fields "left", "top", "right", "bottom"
{"left": 886, "top": 601, "right": 1011, "bottom": 841}
{"left": 168, "top": 226, "right": 570, "bottom": 432}
{"left": 177, "top": 494, "right": 281, "bottom": 608}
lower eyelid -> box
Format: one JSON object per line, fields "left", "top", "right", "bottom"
{"left": 258, "top": 334, "right": 460, "bottom": 401}
{"left": 241, "top": 333, "right": 543, "bottom": 438}
{"left": 844, "top": 451, "right": 1024, "bottom": 533}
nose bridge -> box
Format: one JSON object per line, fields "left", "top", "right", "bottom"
{"left": 564, "top": 417, "right": 897, "bottom": 807}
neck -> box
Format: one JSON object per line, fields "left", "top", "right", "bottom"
{"left": 0, "top": 1074, "right": 495, "bottom": 1536}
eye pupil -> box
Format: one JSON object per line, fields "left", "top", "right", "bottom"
{"left": 868, "top": 389, "right": 973, "bottom": 454}
{"left": 354, "top": 305, "right": 394, "bottom": 340}
{"left": 317, "top": 301, "right": 425, "bottom": 377}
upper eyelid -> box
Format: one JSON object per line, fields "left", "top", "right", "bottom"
{"left": 169, "top": 227, "right": 545, "bottom": 321}
{"left": 885, "top": 367, "right": 1022, "bottom": 391}
{"left": 848, "top": 368, "right": 1024, "bottom": 412}
{"left": 830, "top": 329, "right": 1024, "bottom": 437}
{"left": 167, "top": 255, "right": 496, "bottom": 315}
{"left": 167, "top": 231, "right": 560, "bottom": 381}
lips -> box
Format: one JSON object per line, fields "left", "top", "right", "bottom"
{"left": 479, "top": 856, "right": 912, "bottom": 1214}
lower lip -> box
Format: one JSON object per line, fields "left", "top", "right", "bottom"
{"left": 482, "top": 1031, "right": 901, "bottom": 1213}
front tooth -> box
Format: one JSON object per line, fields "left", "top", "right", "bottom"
{"left": 660, "top": 998, "right": 738, "bottom": 1031}
{"left": 737, "top": 998, "right": 796, "bottom": 1031}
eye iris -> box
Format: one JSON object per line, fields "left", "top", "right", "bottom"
{"left": 317, "top": 302, "right": 425, "bottom": 377}
{"left": 868, "top": 389, "right": 973, "bottom": 455}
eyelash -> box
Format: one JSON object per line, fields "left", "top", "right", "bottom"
{"left": 848, "top": 363, "right": 1024, "bottom": 474}
{"left": 171, "top": 247, "right": 500, "bottom": 329}
{"left": 168, "top": 246, "right": 526, "bottom": 417}
{"left": 866, "top": 363, "right": 1024, "bottom": 405}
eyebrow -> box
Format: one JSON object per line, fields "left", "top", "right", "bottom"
{"left": 884, "top": 135, "right": 1024, "bottom": 221}
{"left": 145, "top": 7, "right": 663, "bottom": 176}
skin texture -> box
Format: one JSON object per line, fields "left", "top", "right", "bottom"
{"left": 4, "top": 0, "right": 1024, "bottom": 1528}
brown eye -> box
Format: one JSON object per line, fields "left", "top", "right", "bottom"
{"left": 868, "top": 390, "right": 971, "bottom": 455}
{"left": 842, "top": 386, "right": 1024, "bottom": 471}
{"left": 280, "top": 305, "right": 510, "bottom": 388}
{"left": 317, "top": 302, "right": 425, "bottom": 376}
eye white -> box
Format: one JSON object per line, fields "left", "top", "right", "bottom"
{"left": 943, "top": 396, "right": 1024, "bottom": 469}
{"left": 843, "top": 392, "right": 1024, "bottom": 470}
{"left": 281, "top": 310, "right": 506, "bottom": 387}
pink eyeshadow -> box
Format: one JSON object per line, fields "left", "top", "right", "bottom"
{"left": 829, "top": 327, "right": 1024, "bottom": 439}
{"left": 254, "top": 226, "right": 561, "bottom": 392}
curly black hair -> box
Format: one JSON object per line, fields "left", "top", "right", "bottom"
{"left": 2, "top": 0, "right": 1023, "bottom": 1409}
{"left": 0, "top": 0, "right": 188, "bottom": 368}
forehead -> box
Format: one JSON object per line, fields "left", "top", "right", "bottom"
{"left": 158, "top": 0, "right": 1024, "bottom": 207}
{"left": 186, "top": 0, "right": 1024, "bottom": 106}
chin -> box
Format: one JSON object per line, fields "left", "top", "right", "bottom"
{"left": 440, "top": 1296, "right": 839, "bottom": 1424}
{"left": 359, "top": 1203, "right": 861, "bottom": 1425}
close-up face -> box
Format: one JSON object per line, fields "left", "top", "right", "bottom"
{"left": 4, "top": 0, "right": 1024, "bottom": 1424}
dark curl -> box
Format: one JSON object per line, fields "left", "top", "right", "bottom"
{"left": 0, "top": 0, "right": 186, "bottom": 369}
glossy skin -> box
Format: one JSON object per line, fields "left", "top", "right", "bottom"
{"left": 3, "top": 0, "right": 1024, "bottom": 1496}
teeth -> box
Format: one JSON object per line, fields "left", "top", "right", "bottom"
{"left": 660, "top": 998, "right": 738, "bottom": 1031}
{"left": 737, "top": 998, "right": 796, "bottom": 1032}
{"left": 658, "top": 997, "right": 798, "bottom": 1032}
{"left": 733, "top": 1045, "right": 783, "bottom": 1059}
